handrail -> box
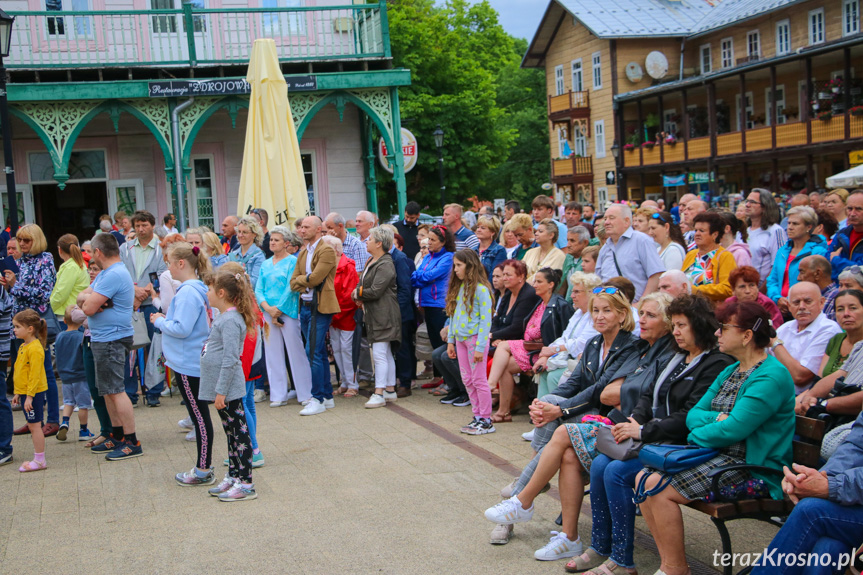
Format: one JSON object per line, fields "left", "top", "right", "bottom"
{"left": 6, "top": 3, "right": 391, "bottom": 69}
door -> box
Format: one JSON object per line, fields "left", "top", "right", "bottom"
{"left": 766, "top": 86, "right": 786, "bottom": 125}
{"left": 301, "top": 152, "right": 318, "bottom": 216}
{"left": 149, "top": 0, "right": 213, "bottom": 63}
{"left": 34, "top": 182, "right": 108, "bottom": 260}
{"left": 0, "top": 185, "right": 35, "bottom": 229}
{"left": 736, "top": 92, "right": 754, "bottom": 130}
{"left": 573, "top": 125, "right": 587, "bottom": 157}
{"left": 45, "top": 0, "right": 93, "bottom": 40}
{"left": 189, "top": 157, "right": 218, "bottom": 230}
{"left": 108, "top": 179, "right": 145, "bottom": 217}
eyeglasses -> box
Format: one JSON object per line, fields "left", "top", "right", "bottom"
{"left": 651, "top": 213, "right": 667, "bottom": 224}
{"left": 719, "top": 323, "right": 743, "bottom": 332}
{"left": 15, "top": 237, "right": 31, "bottom": 243}
{"left": 592, "top": 287, "right": 621, "bottom": 295}
{"left": 744, "top": 199, "right": 762, "bottom": 206}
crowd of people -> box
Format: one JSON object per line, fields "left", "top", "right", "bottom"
{"left": 2, "top": 189, "right": 863, "bottom": 568}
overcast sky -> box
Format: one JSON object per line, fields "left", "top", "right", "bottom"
{"left": 488, "top": 0, "right": 546, "bottom": 40}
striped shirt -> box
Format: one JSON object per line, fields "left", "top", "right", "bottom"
{"left": 343, "top": 232, "right": 370, "bottom": 273}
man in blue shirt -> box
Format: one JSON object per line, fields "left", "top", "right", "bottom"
{"left": 532, "top": 195, "right": 568, "bottom": 249}
{"left": 443, "top": 203, "right": 479, "bottom": 251}
{"left": 78, "top": 233, "right": 143, "bottom": 461}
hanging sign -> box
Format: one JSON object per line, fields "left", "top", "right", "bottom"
{"left": 688, "top": 171, "right": 714, "bottom": 184}
{"left": 148, "top": 76, "right": 317, "bottom": 98}
{"left": 663, "top": 174, "right": 687, "bottom": 187}
{"left": 378, "top": 128, "right": 418, "bottom": 174}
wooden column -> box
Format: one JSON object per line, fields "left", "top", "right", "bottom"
{"left": 682, "top": 89, "right": 689, "bottom": 162}
{"left": 805, "top": 57, "right": 813, "bottom": 145}
{"left": 739, "top": 73, "right": 747, "bottom": 153}
{"left": 637, "top": 99, "right": 644, "bottom": 167}
{"left": 771, "top": 158, "right": 779, "bottom": 195}
{"left": 770, "top": 65, "right": 777, "bottom": 149}
{"left": 806, "top": 155, "right": 815, "bottom": 192}
{"left": 845, "top": 47, "right": 852, "bottom": 141}
{"left": 708, "top": 83, "right": 717, "bottom": 158}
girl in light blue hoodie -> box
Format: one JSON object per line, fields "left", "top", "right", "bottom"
{"left": 151, "top": 242, "right": 214, "bottom": 487}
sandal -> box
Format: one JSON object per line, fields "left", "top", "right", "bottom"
{"left": 333, "top": 387, "right": 347, "bottom": 396}
{"left": 491, "top": 412, "right": 512, "bottom": 423}
{"left": 84, "top": 435, "right": 106, "bottom": 449}
{"left": 579, "top": 559, "right": 637, "bottom": 575}
{"left": 431, "top": 386, "right": 450, "bottom": 396}
{"left": 343, "top": 389, "right": 358, "bottom": 398}
{"left": 565, "top": 549, "right": 608, "bottom": 573}
{"left": 19, "top": 460, "right": 47, "bottom": 473}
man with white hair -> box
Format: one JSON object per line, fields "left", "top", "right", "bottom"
{"left": 658, "top": 269, "right": 691, "bottom": 298}
{"left": 595, "top": 204, "right": 665, "bottom": 301}
{"left": 325, "top": 212, "right": 369, "bottom": 273}
{"left": 355, "top": 211, "right": 376, "bottom": 245}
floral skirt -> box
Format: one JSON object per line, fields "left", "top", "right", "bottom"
{"left": 563, "top": 420, "right": 604, "bottom": 480}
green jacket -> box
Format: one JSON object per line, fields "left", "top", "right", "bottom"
{"left": 686, "top": 355, "right": 795, "bottom": 500}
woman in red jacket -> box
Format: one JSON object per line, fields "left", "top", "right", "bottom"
{"left": 323, "top": 236, "right": 360, "bottom": 397}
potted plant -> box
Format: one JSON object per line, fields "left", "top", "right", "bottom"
{"left": 665, "top": 134, "right": 677, "bottom": 145}
{"left": 829, "top": 77, "right": 843, "bottom": 94}
{"left": 623, "top": 143, "right": 635, "bottom": 151}
{"left": 818, "top": 111, "right": 833, "bottom": 121}
{"left": 851, "top": 105, "right": 863, "bottom": 117}
{"left": 642, "top": 141, "right": 655, "bottom": 149}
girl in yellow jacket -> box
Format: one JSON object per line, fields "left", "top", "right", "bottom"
{"left": 11, "top": 309, "right": 48, "bottom": 472}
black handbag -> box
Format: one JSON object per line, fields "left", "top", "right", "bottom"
{"left": 38, "top": 307, "right": 61, "bottom": 345}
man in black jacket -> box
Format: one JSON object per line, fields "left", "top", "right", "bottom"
{"left": 394, "top": 201, "right": 421, "bottom": 261}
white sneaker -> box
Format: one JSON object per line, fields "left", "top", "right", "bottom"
{"left": 323, "top": 398, "right": 335, "bottom": 409}
{"left": 253, "top": 389, "right": 267, "bottom": 403}
{"left": 484, "top": 496, "right": 534, "bottom": 524}
{"left": 184, "top": 430, "right": 196, "bottom": 442}
{"left": 178, "top": 417, "right": 193, "bottom": 430}
{"left": 269, "top": 401, "right": 288, "bottom": 408}
{"left": 160, "top": 387, "right": 172, "bottom": 397}
{"left": 522, "top": 429, "right": 535, "bottom": 442}
{"left": 364, "top": 394, "right": 386, "bottom": 409}
{"left": 533, "top": 531, "right": 582, "bottom": 561}
{"left": 383, "top": 390, "right": 398, "bottom": 403}
{"left": 285, "top": 390, "right": 297, "bottom": 401}
{"left": 490, "top": 523, "right": 514, "bottom": 545}
{"left": 73, "top": 406, "right": 80, "bottom": 412}
{"left": 301, "top": 399, "right": 311, "bottom": 406}
{"left": 299, "top": 398, "right": 326, "bottom": 416}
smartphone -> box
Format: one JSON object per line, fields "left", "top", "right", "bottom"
{"left": 149, "top": 271, "right": 160, "bottom": 293}
{"left": 607, "top": 408, "right": 629, "bottom": 425}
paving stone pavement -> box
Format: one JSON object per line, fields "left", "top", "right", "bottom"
{"left": 1, "top": 383, "right": 779, "bottom": 575}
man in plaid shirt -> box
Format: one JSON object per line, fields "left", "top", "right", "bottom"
{"left": 324, "top": 212, "right": 369, "bottom": 273}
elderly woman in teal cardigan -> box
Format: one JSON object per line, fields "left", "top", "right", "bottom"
{"left": 637, "top": 301, "right": 796, "bottom": 575}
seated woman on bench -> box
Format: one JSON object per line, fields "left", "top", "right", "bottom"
{"left": 639, "top": 301, "right": 796, "bottom": 575}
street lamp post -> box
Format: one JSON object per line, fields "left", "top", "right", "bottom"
{"left": 433, "top": 124, "right": 445, "bottom": 211}
{"left": 0, "top": 10, "right": 17, "bottom": 236}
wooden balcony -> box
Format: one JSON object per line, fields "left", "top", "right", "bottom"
{"left": 552, "top": 156, "right": 593, "bottom": 184}
{"left": 621, "top": 112, "right": 863, "bottom": 169}
{"left": 548, "top": 91, "right": 590, "bottom": 121}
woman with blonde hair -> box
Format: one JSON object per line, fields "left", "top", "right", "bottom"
{"left": 823, "top": 188, "right": 849, "bottom": 229}
{"left": 50, "top": 234, "right": 90, "bottom": 323}
{"left": 229, "top": 216, "right": 265, "bottom": 288}
{"left": 4, "top": 223, "right": 61, "bottom": 436}
{"left": 522, "top": 219, "right": 565, "bottom": 283}
{"left": 154, "top": 233, "right": 186, "bottom": 313}
{"left": 633, "top": 206, "right": 659, "bottom": 233}
{"left": 202, "top": 231, "right": 228, "bottom": 270}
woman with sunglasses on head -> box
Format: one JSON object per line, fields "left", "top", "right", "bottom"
{"left": 647, "top": 211, "right": 687, "bottom": 271}
{"left": 638, "top": 301, "right": 795, "bottom": 575}
{"left": 484, "top": 285, "right": 642, "bottom": 555}
{"left": 488, "top": 267, "right": 571, "bottom": 423}
{"left": 839, "top": 266, "right": 863, "bottom": 291}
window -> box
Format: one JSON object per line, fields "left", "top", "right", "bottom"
{"left": 29, "top": 151, "right": 106, "bottom": 182}
{"left": 721, "top": 38, "right": 734, "bottom": 68}
{"left": 574, "top": 125, "right": 587, "bottom": 157}
{"left": 736, "top": 92, "right": 754, "bottom": 130}
{"left": 844, "top": 0, "right": 860, "bottom": 35}
{"left": 700, "top": 45, "right": 711, "bottom": 74}
{"left": 594, "top": 120, "right": 605, "bottom": 158}
{"left": 571, "top": 59, "right": 583, "bottom": 92}
{"left": 191, "top": 157, "right": 217, "bottom": 229}
{"left": 262, "top": 0, "right": 306, "bottom": 36}
{"left": 151, "top": 0, "right": 177, "bottom": 33}
{"left": 554, "top": 65, "right": 565, "bottom": 96}
{"left": 301, "top": 153, "right": 317, "bottom": 216}
{"left": 766, "top": 85, "right": 787, "bottom": 126}
{"left": 776, "top": 20, "right": 791, "bottom": 55}
{"left": 557, "top": 126, "right": 568, "bottom": 157}
{"left": 597, "top": 187, "right": 608, "bottom": 208}
{"left": 664, "top": 109, "right": 678, "bottom": 135}
{"left": 592, "top": 52, "right": 602, "bottom": 90}
{"left": 747, "top": 30, "right": 761, "bottom": 59}
{"left": 46, "top": 0, "right": 92, "bottom": 37}
{"left": 809, "top": 9, "right": 825, "bottom": 45}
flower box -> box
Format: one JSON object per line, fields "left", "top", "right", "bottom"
{"left": 818, "top": 111, "right": 833, "bottom": 122}
{"left": 641, "top": 142, "right": 655, "bottom": 149}
{"left": 623, "top": 143, "right": 635, "bottom": 151}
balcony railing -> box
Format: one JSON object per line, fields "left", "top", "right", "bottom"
{"left": 548, "top": 91, "right": 590, "bottom": 119}
{"left": 552, "top": 156, "right": 593, "bottom": 182}
{"left": 6, "top": 3, "right": 390, "bottom": 69}
{"left": 621, "top": 112, "right": 863, "bottom": 168}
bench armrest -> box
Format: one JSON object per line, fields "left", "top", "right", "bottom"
{"left": 707, "top": 464, "right": 783, "bottom": 503}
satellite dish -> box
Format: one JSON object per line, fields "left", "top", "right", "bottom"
{"left": 645, "top": 51, "right": 669, "bottom": 79}
{"left": 625, "top": 62, "right": 643, "bottom": 83}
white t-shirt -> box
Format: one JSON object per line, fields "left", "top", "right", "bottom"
{"left": 773, "top": 312, "right": 842, "bottom": 394}
{"left": 748, "top": 224, "right": 787, "bottom": 286}
{"left": 658, "top": 242, "right": 686, "bottom": 271}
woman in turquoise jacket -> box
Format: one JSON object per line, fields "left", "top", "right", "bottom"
{"left": 639, "top": 301, "right": 795, "bottom": 575}
{"left": 766, "top": 206, "right": 828, "bottom": 306}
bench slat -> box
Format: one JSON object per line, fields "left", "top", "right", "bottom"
{"left": 796, "top": 416, "right": 826, "bottom": 441}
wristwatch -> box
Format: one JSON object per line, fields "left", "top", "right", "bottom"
{"left": 770, "top": 339, "right": 784, "bottom": 351}
{"left": 817, "top": 398, "right": 829, "bottom": 411}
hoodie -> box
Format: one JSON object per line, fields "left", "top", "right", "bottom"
{"left": 726, "top": 241, "right": 752, "bottom": 268}
{"left": 766, "top": 235, "right": 828, "bottom": 302}
{"left": 153, "top": 279, "right": 210, "bottom": 377}
{"left": 411, "top": 248, "right": 453, "bottom": 308}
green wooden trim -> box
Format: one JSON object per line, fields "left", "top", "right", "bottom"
{"left": 389, "top": 86, "right": 406, "bottom": 218}
{"left": 6, "top": 108, "right": 61, "bottom": 174}
{"left": 181, "top": 96, "right": 248, "bottom": 165}
{"left": 7, "top": 71, "right": 411, "bottom": 102}
{"left": 378, "top": 0, "right": 392, "bottom": 59}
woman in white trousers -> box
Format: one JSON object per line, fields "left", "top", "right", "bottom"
{"left": 254, "top": 227, "right": 313, "bottom": 406}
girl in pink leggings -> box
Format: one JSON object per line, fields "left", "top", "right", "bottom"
{"left": 445, "top": 250, "right": 494, "bottom": 435}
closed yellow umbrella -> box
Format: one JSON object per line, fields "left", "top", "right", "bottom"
{"left": 237, "top": 39, "right": 309, "bottom": 227}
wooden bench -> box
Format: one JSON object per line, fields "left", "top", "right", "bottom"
{"left": 685, "top": 416, "right": 826, "bottom": 575}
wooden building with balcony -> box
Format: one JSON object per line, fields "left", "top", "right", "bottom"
{"left": 0, "top": 0, "right": 409, "bottom": 245}
{"left": 524, "top": 0, "right": 863, "bottom": 206}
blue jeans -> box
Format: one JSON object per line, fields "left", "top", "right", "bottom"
{"left": 588, "top": 454, "right": 643, "bottom": 568}
{"left": 124, "top": 304, "right": 161, "bottom": 402}
{"left": 43, "top": 347, "right": 59, "bottom": 424}
{"left": 396, "top": 320, "right": 417, "bottom": 388}
{"left": 0, "top": 372, "right": 12, "bottom": 457}
{"left": 242, "top": 381, "right": 258, "bottom": 451}
{"left": 299, "top": 306, "right": 333, "bottom": 401}
{"left": 752, "top": 497, "right": 863, "bottom": 575}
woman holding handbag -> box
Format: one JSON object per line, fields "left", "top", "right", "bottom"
{"left": 488, "top": 267, "right": 571, "bottom": 423}
{"left": 571, "top": 294, "right": 734, "bottom": 575}
{"left": 638, "top": 301, "right": 795, "bottom": 575}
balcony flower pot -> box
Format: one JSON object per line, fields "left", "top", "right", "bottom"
{"left": 665, "top": 136, "right": 677, "bottom": 145}
{"left": 623, "top": 143, "right": 635, "bottom": 151}
{"left": 851, "top": 107, "right": 863, "bottom": 117}
{"left": 832, "top": 87, "right": 841, "bottom": 94}
{"left": 642, "top": 142, "right": 655, "bottom": 149}
{"left": 818, "top": 112, "right": 833, "bottom": 122}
